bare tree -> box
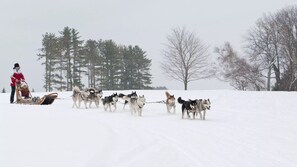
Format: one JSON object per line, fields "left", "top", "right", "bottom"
{"left": 161, "top": 27, "right": 211, "bottom": 90}
{"left": 215, "top": 42, "right": 265, "bottom": 91}
{"left": 275, "top": 6, "right": 297, "bottom": 90}
{"left": 245, "top": 14, "right": 281, "bottom": 91}
{"left": 245, "top": 5, "right": 297, "bottom": 91}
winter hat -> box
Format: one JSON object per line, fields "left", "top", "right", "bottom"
{"left": 13, "top": 63, "right": 20, "bottom": 69}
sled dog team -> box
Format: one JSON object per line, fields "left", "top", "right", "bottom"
{"left": 72, "top": 86, "right": 146, "bottom": 116}
{"left": 72, "top": 86, "right": 211, "bottom": 119}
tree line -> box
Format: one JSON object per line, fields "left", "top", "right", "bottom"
{"left": 37, "top": 27, "right": 152, "bottom": 91}
{"left": 37, "top": 5, "right": 297, "bottom": 92}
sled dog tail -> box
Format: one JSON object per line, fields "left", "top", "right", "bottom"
{"left": 177, "top": 97, "right": 185, "bottom": 104}
{"left": 165, "top": 91, "right": 171, "bottom": 99}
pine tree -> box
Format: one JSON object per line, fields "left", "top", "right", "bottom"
{"left": 98, "top": 40, "right": 123, "bottom": 90}
{"left": 121, "top": 45, "right": 152, "bottom": 89}
{"left": 37, "top": 33, "right": 61, "bottom": 92}
{"left": 71, "top": 28, "right": 85, "bottom": 88}
{"left": 83, "top": 40, "right": 101, "bottom": 88}
{"left": 60, "top": 27, "right": 73, "bottom": 91}
{"left": 54, "top": 38, "right": 67, "bottom": 91}
{"left": 133, "top": 46, "right": 152, "bottom": 89}
{"left": 121, "top": 46, "right": 134, "bottom": 90}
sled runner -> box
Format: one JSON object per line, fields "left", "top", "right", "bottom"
{"left": 15, "top": 81, "right": 58, "bottom": 105}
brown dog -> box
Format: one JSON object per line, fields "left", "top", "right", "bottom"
{"left": 165, "top": 91, "right": 176, "bottom": 114}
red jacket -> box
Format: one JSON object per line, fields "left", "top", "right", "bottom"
{"left": 11, "top": 72, "right": 25, "bottom": 86}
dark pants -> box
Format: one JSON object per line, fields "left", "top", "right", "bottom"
{"left": 10, "top": 86, "right": 16, "bottom": 103}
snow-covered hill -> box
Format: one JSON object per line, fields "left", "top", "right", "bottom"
{"left": 1, "top": 90, "right": 297, "bottom": 167}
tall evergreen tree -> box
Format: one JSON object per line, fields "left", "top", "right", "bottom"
{"left": 98, "top": 40, "right": 123, "bottom": 90}
{"left": 131, "top": 46, "right": 152, "bottom": 89}
{"left": 54, "top": 37, "right": 67, "bottom": 91}
{"left": 83, "top": 40, "right": 101, "bottom": 88}
{"left": 121, "top": 46, "right": 134, "bottom": 89}
{"left": 71, "top": 28, "right": 85, "bottom": 88}
{"left": 37, "top": 33, "right": 61, "bottom": 92}
{"left": 59, "top": 26, "right": 73, "bottom": 91}
{"left": 121, "top": 45, "right": 152, "bottom": 89}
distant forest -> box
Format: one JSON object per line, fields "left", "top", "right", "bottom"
{"left": 38, "top": 27, "right": 153, "bottom": 91}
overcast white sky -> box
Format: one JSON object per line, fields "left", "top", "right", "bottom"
{"left": 1, "top": 0, "right": 296, "bottom": 92}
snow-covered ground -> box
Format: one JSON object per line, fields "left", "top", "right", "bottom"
{"left": 1, "top": 90, "right": 297, "bottom": 167}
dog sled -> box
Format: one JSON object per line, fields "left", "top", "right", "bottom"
{"left": 15, "top": 81, "right": 58, "bottom": 105}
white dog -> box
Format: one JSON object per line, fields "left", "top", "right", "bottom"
{"left": 130, "top": 95, "right": 146, "bottom": 116}
{"left": 72, "top": 86, "right": 90, "bottom": 109}
{"left": 195, "top": 99, "right": 211, "bottom": 120}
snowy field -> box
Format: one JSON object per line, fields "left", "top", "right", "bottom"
{"left": 1, "top": 90, "right": 297, "bottom": 167}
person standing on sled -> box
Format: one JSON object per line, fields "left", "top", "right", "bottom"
{"left": 10, "top": 63, "right": 26, "bottom": 103}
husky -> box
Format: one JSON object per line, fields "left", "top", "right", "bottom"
{"left": 177, "top": 97, "right": 197, "bottom": 119}
{"left": 130, "top": 95, "right": 146, "bottom": 116}
{"left": 72, "top": 86, "right": 90, "bottom": 109}
{"left": 165, "top": 91, "right": 176, "bottom": 114}
{"left": 86, "top": 88, "right": 103, "bottom": 108}
{"left": 195, "top": 99, "right": 211, "bottom": 120}
{"left": 119, "top": 91, "right": 138, "bottom": 109}
{"left": 102, "top": 93, "right": 119, "bottom": 112}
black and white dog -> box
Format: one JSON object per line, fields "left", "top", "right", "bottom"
{"left": 177, "top": 97, "right": 198, "bottom": 119}
{"left": 102, "top": 93, "right": 119, "bottom": 112}
{"left": 119, "top": 91, "right": 138, "bottom": 109}
{"left": 85, "top": 88, "right": 103, "bottom": 108}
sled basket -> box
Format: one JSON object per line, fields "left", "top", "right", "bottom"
{"left": 39, "top": 93, "right": 58, "bottom": 105}
{"left": 16, "top": 92, "right": 58, "bottom": 105}
{"left": 15, "top": 82, "right": 58, "bottom": 105}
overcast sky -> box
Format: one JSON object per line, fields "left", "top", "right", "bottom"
{"left": 1, "top": 0, "right": 296, "bottom": 92}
